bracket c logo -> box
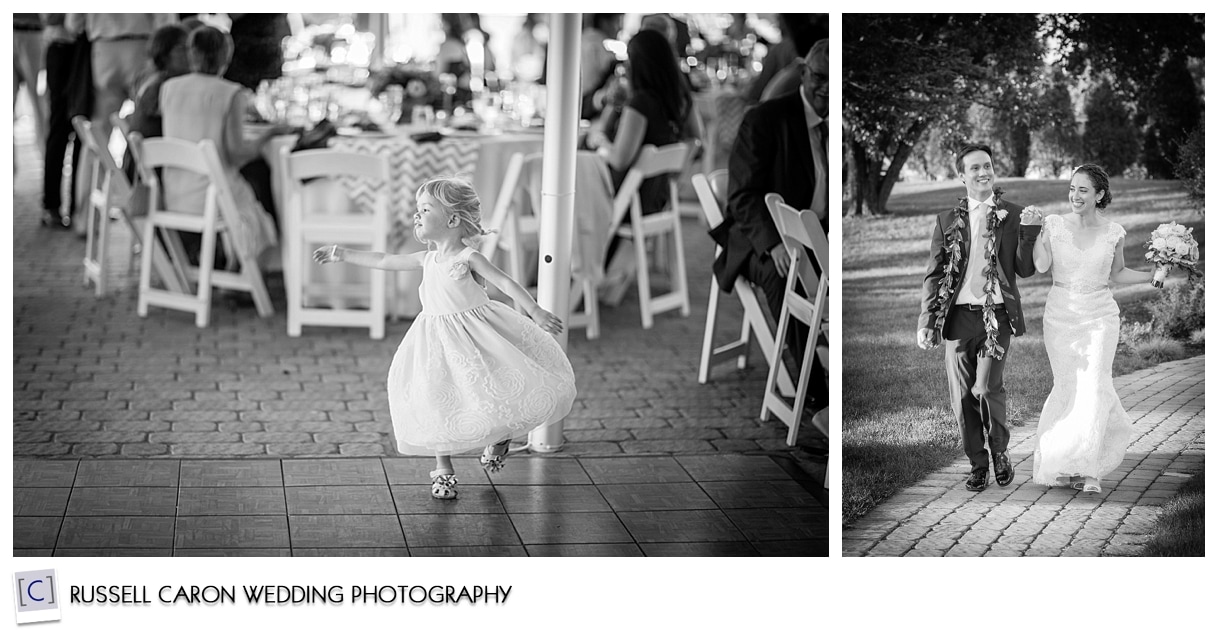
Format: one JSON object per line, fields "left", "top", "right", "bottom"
{"left": 12, "top": 569, "right": 61, "bottom": 624}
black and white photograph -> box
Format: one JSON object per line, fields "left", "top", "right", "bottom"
{"left": 842, "top": 13, "right": 1204, "bottom": 557}
{"left": 10, "top": 11, "right": 828, "bottom": 560}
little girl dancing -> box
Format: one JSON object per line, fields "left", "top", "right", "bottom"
{"left": 313, "top": 176, "right": 577, "bottom": 499}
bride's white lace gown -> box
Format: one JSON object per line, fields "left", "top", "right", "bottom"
{"left": 1032, "top": 214, "right": 1133, "bottom": 485}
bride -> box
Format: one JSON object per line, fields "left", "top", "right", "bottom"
{"left": 1021, "top": 164, "right": 1161, "bottom": 494}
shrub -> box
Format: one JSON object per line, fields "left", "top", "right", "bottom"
{"left": 1149, "top": 283, "right": 1205, "bottom": 340}
{"left": 1118, "top": 319, "right": 1156, "bottom": 353}
{"left": 1129, "top": 336, "right": 1187, "bottom": 364}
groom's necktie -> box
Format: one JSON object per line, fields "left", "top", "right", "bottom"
{"left": 809, "top": 121, "right": 828, "bottom": 219}
{"left": 969, "top": 204, "right": 990, "bottom": 300}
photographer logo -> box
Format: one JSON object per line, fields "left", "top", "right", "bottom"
{"left": 13, "top": 569, "right": 60, "bottom": 624}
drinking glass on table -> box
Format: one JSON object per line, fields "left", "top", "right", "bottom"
{"left": 412, "top": 105, "right": 436, "bottom": 127}
{"left": 378, "top": 84, "right": 405, "bottom": 125}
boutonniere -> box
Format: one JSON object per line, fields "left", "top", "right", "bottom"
{"left": 995, "top": 209, "right": 1008, "bottom": 222}
{"left": 449, "top": 260, "right": 470, "bottom": 280}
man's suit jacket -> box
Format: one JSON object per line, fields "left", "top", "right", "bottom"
{"left": 917, "top": 199, "right": 1041, "bottom": 337}
{"left": 712, "top": 91, "right": 820, "bottom": 290}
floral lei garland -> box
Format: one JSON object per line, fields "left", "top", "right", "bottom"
{"left": 930, "top": 187, "right": 1008, "bottom": 359}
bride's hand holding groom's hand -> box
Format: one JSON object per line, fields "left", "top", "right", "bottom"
{"left": 1020, "top": 206, "right": 1044, "bottom": 226}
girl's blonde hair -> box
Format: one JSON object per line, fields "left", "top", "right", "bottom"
{"left": 414, "top": 175, "right": 494, "bottom": 247}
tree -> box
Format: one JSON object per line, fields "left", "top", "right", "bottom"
{"left": 1048, "top": 13, "right": 1204, "bottom": 104}
{"left": 1142, "top": 53, "right": 1201, "bottom": 178}
{"left": 1174, "top": 121, "right": 1204, "bottom": 214}
{"left": 995, "top": 110, "right": 1032, "bottom": 178}
{"left": 1049, "top": 14, "right": 1204, "bottom": 179}
{"left": 1030, "top": 66, "right": 1081, "bottom": 178}
{"left": 843, "top": 14, "right": 1043, "bottom": 215}
{"left": 1081, "top": 77, "right": 1140, "bottom": 177}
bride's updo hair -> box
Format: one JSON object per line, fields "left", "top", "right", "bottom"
{"left": 415, "top": 175, "right": 493, "bottom": 246}
{"left": 1071, "top": 164, "right": 1113, "bottom": 209}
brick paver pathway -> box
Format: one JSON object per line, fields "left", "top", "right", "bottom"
{"left": 844, "top": 356, "right": 1204, "bottom": 557}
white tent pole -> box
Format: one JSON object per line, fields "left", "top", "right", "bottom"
{"left": 528, "top": 12, "right": 582, "bottom": 453}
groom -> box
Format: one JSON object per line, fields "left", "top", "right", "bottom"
{"left": 916, "top": 143, "right": 1040, "bottom": 491}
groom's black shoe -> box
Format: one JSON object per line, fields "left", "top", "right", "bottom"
{"left": 993, "top": 451, "right": 1014, "bottom": 487}
{"left": 965, "top": 470, "right": 989, "bottom": 492}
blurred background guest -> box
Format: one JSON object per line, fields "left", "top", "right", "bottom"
{"left": 511, "top": 13, "right": 547, "bottom": 84}
{"left": 160, "top": 26, "right": 288, "bottom": 267}
{"left": 39, "top": 13, "right": 87, "bottom": 229}
{"left": 589, "top": 29, "right": 703, "bottom": 302}
{"left": 66, "top": 13, "right": 178, "bottom": 229}
{"left": 223, "top": 13, "right": 290, "bottom": 91}
{"left": 640, "top": 13, "right": 690, "bottom": 62}
{"left": 717, "top": 39, "right": 828, "bottom": 407}
{"left": 437, "top": 13, "right": 497, "bottom": 107}
{"left": 127, "top": 25, "right": 191, "bottom": 144}
{"left": 13, "top": 13, "right": 48, "bottom": 159}
{"left": 580, "top": 13, "right": 623, "bottom": 120}
{"left": 745, "top": 13, "right": 826, "bottom": 103}
{"left": 120, "top": 23, "right": 191, "bottom": 184}
{"left": 66, "top": 14, "right": 178, "bottom": 146}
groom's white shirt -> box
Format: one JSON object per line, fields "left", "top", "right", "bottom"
{"left": 956, "top": 193, "right": 1006, "bottom": 306}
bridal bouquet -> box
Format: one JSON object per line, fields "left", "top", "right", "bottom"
{"left": 1145, "top": 222, "right": 1201, "bottom": 287}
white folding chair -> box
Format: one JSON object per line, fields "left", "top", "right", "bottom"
{"left": 607, "top": 143, "right": 692, "bottom": 329}
{"left": 124, "top": 132, "right": 187, "bottom": 295}
{"left": 72, "top": 115, "right": 161, "bottom": 296}
{"left": 280, "top": 147, "right": 392, "bottom": 339}
{"left": 694, "top": 171, "right": 795, "bottom": 396}
{"left": 762, "top": 193, "right": 829, "bottom": 447}
{"left": 135, "top": 137, "right": 274, "bottom": 327}
{"left": 110, "top": 112, "right": 132, "bottom": 142}
{"left": 480, "top": 151, "right": 604, "bottom": 339}
{"left": 481, "top": 152, "right": 541, "bottom": 300}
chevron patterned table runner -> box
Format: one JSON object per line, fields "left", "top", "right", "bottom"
{"left": 331, "top": 135, "right": 481, "bottom": 251}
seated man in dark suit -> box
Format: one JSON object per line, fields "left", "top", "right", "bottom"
{"left": 711, "top": 39, "right": 828, "bottom": 409}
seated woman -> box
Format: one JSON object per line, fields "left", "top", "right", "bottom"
{"left": 159, "top": 26, "right": 288, "bottom": 268}
{"left": 129, "top": 25, "right": 190, "bottom": 142}
{"left": 586, "top": 29, "right": 702, "bottom": 296}
{"left": 122, "top": 24, "right": 190, "bottom": 182}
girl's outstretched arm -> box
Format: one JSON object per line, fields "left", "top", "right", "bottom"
{"left": 1109, "top": 236, "right": 1155, "bottom": 285}
{"left": 466, "top": 251, "right": 564, "bottom": 335}
{"left": 313, "top": 245, "right": 425, "bottom": 271}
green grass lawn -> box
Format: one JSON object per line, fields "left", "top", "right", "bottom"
{"left": 842, "top": 177, "right": 1205, "bottom": 526}
{"left": 1141, "top": 471, "right": 1204, "bottom": 556}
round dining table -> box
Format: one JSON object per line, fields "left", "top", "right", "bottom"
{"left": 260, "top": 124, "right": 546, "bottom": 317}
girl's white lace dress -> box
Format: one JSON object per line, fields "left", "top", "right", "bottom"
{"left": 387, "top": 247, "right": 577, "bottom": 455}
{"left": 1031, "top": 214, "right": 1133, "bottom": 485}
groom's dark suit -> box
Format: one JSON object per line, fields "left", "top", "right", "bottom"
{"left": 918, "top": 197, "right": 1040, "bottom": 477}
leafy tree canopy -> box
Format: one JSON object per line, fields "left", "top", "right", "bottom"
{"left": 845, "top": 14, "right": 1043, "bottom": 162}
